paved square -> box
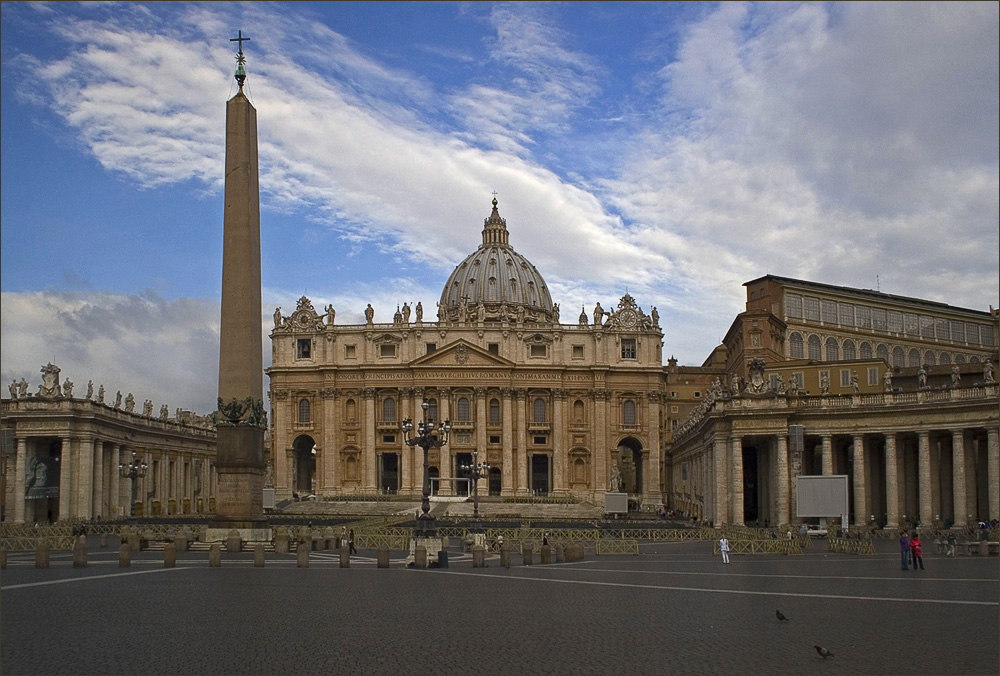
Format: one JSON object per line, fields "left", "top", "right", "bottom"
{"left": 2, "top": 537, "right": 997, "bottom": 675}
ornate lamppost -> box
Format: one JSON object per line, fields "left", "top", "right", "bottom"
{"left": 118, "top": 451, "right": 148, "bottom": 518}
{"left": 460, "top": 449, "right": 491, "bottom": 530}
{"left": 401, "top": 400, "right": 450, "bottom": 536}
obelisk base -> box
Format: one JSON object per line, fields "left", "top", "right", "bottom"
{"left": 209, "top": 425, "right": 269, "bottom": 534}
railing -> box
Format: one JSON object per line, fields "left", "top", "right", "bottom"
{"left": 827, "top": 537, "right": 876, "bottom": 554}
{"left": 713, "top": 538, "right": 804, "bottom": 555}
{"left": 0, "top": 524, "right": 74, "bottom": 551}
{"left": 596, "top": 538, "right": 639, "bottom": 555}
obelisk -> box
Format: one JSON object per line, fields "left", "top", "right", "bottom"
{"left": 210, "top": 31, "right": 268, "bottom": 535}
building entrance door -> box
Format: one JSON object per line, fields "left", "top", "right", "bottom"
{"left": 380, "top": 453, "right": 398, "bottom": 493}
{"left": 454, "top": 453, "right": 472, "bottom": 496}
{"left": 531, "top": 454, "right": 550, "bottom": 495}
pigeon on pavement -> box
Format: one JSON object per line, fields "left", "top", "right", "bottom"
{"left": 814, "top": 645, "right": 834, "bottom": 659}
{"left": 776, "top": 610, "right": 789, "bottom": 622}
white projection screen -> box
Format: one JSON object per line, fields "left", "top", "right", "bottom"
{"left": 796, "top": 475, "right": 849, "bottom": 517}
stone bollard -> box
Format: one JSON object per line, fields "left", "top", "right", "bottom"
{"left": 979, "top": 541, "right": 989, "bottom": 556}
{"left": 414, "top": 544, "right": 427, "bottom": 569}
{"left": 442, "top": 536, "right": 450, "bottom": 549}
{"left": 100, "top": 533, "right": 109, "bottom": 548}
{"left": 324, "top": 527, "right": 336, "bottom": 551}
{"left": 0, "top": 548, "right": 6, "bottom": 569}
{"left": 226, "top": 529, "right": 242, "bottom": 553}
{"left": 164, "top": 542, "right": 176, "bottom": 568}
{"left": 174, "top": 535, "right": 189, "bottom": 553}
{"left": 555, "top": 543, "right": 566, "bottom": 563}
{"left": 340, "top": 543, "right": 350, "bottom": 568}
{"left": 472, "top": 544, "right": 486, "bottom": 568}
{"left": 119, "top": 543, "right": 131, "bottom": 567}
{"left": 73, "top": 535, "right": 88, "bottom": 568}
{"left": 313, "top": 534, "right": 324, "bottom": 552}
{"left": 36, "top": 540, "right": 50, "bottom": 568}
{"left": 297, "top": 543, "right": 310, "bottom": 568}
{"left": 521, "top": 542, "right": 533, "bottom": 566}
{"left": 209, "top": 543, "right": 222, "bottom": 567}
{"left": 377, "top": 545, "right": 390, "bottom": 569}
{"left": 500, "top": 544, "right": 511, "bottom": 569}
{"left": 540, "top": 544, "right": 551, "bottom": 565}
{"left": 128, "top": 530, "right": 141, "bottom": 553}
{"left": 274, "top": 529, "right": 290, "bottom": 554}
{"left": 254, "top": 544, "right": 266, "bottom": 568}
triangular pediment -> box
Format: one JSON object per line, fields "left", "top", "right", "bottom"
{"left": 409, "top": 339, "right": 514, "bottom": 368}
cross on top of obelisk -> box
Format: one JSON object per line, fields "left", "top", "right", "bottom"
{"left": 230, "top": 30, "right": 250, "bottom": 89}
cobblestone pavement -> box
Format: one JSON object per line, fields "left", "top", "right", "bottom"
{"left": 1, "top": 537, "right": 997, "bottom": 675}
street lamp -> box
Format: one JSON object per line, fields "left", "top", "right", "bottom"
{"left": 401, "top": 400, "right": 450, "bottom": 535}
{"left": 460, "top": 449, "right": 491, "bottom": 529}
{"left": 118, "top": 451, "right": 147, "bottom": 518}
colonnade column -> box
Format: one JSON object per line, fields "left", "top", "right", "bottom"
{"left": 593, "top": 390, "right": 608, "bottom": 494}
{"left": 852, "top": 435, "right": 866, "bottom": 527}
{"left": 918, "top": 431, "right": 933, "bottom": 525}
{"left": 272, "top": 390, "right": 289, "bottom": 500}
{"left": 475, "top": 388, "right": 488, "bottom": 496}
{"left": 59, "top": 436, "right": 73, "bottom": 521}
{"left": 399, "top": 389, "right": 412, "bottom": 494}
{"left": 646, "top": 392, "right": 662, "bottom": 501}
{"left": 884, "top": 433, "right": 899, "bottom": 529}
{"left": 988, "top": 428, "right": 999, "bottom": 521}
{"left": 438, "top": 390, "right": 452, "bottom": 495}
{"left": 951, "top": 430, "right": 966, "bottom": 528}
{"left": 92, "top": 440, "right": 105, "bottom": 519}
{"left": 713, "top": 436, "right": 729, "bottom": 525}
{"left": 730, "top": 436, "right": 744, "bottom": 525}
{"left": 13, "top": 437, "right": 27, "bottom": 523}
{"left": 501, "top": 389, "right": 514, "bottom": 496}
{"left": 322, "top": 388, "right": 339, "bottom": 493}
{"left": 515, "top": 390, "right": 528, "bottom": 494}
{"left": 776, "top": 434, "right": 789, "bottom": 526}
{"left": 362, "top": 389, "right": 376, "bottom": 492}
{"left": 821, "top": 434, "right": 833, "bottom": 475}
{"left": 75, "top": 437, "right": 94, "bottom": 520}
{"left": 552, "top": 389, "right": 565, "bottom": 494}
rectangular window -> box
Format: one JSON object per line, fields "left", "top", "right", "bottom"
{"left": 382, "top": 435, "right": 395, "bottom": 444}
{"left": 786, "top": 293, "right": 803, "bottom": 319}
{"left": 965, "top": 323, "right": 979, "bottom": 345}
{"left": 792, "top": 372, "right": 804, "bottom": 389}
{"left": 296, "top": 338, "right": 311, "bottom": 359}
{"left": 572, "top": 345, "right": 584, "bottom": 359}
{"left": 530, "top": 344, "right": 547, "bottom": 358}
{"left": 838, "top": 303, "right": 855, "bottom": 327}
{"left": 981, "top": 325, "right": 995, "bottom": 346}
{"left": 840, "top": 369, "right": 851, "bottom": 387}
{"left": 621, "top": 338, "right": 637, "bottom": 359}
{"left": 887, "top": 311, "right": 903, "bottom": 333}
{"left": 489, "top": 435, "right": 501, "bottom": 445}
{"left": 769, "top": 374, "right": 779, "bottom": 391}
{"left": 533, "top": 435, "right": 547, "bottom": 445}
{"left": 950, "top": 320, "right": 965, "bottom": 343}
{"left": 904, "top": 313, "right": 919, "bottom": 336}
{"left": 693, "top": 391, "right": 701, "bottom": 398}
{"left": 345, "top": 344, "right": 356, "bottom": 358}
{"left": 856, "top": 305, "right": 871, "bottom": 329}
{"left": 821, "top": 300, "right": 837, "bottom": 324}
{"left": 935, "top": 318, "right": 949, "bottom": 340}
{"left": 670, "top": 391, "right": 678, "bottom": 398}
{"left": 671, "top": 419, "right": 678, "bottom": 432}
{"left": 871, "top": 308, "right": 887, "bottom": 331}
{"left": 670, "top": 405, "right": 679, "bottom": 413}
{"left": 488, "top": 343, "right": 499, "bottom": 355}
{"left": 867, "top": 367, "right": 878, "bottom": 386}
{"left": 379, "top": 344, "right": 396, "bottom": 357}
{"left": 426, "top": 343, "right": 436, "bottom": 354}
{"left": 804, "top": 296, "right": 820, "bottom": 321}
{"left": 920, "top": 315, "right": 935, "bottom": 339}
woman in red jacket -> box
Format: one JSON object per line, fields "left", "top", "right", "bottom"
{"left": 909, "top": 533, "right": 925, "bottom": 570}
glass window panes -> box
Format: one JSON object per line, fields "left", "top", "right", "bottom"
{"left": 298, "top": 398, "right": 310, "bottom": 424}
{"left": 838, "top": 303, "right": 855, "bottom": 327}
{"left": 532, "top": 398, "right": 546, "bottom": 423}
{"left": 935, "top": 318, "right": 949, "bottom": 340}
{"left": 940, "top": 352, "right": 951, "bottom": 365}
{"left": 792, "top": 373, "right": 804, "bottom": 388}
{"left": 489, "top": 399, "right": 500, "bottom": 423}
{"left": 951, "top": 321, "right": 965, "bottom": 343}
{"left": 843, "top": 339, "right": 856, "bottom": 360}
{"left": 876, "top": 344, "right": 889, "bottom": 362}
{"left": 872, "top": 308, "right": 887, "bottom": 331}
{"left": 966, "top": 323, "right": 980, "bottom": 345}
{"left": 457, "top": 397, "right": 471, "bottom": 422}
{"left": 955, "top": 354, "right": 966, "bottom": 364}
{"left": 888, "top": 311, "right": 903, "bottom": 333}
{"left": 382, "top": 397, "right": 396, "bottom": 422}
{"left": 826, "top": 337, "right": 840, "bottom": 361}
{"left": 623, "top": 400, "right": 636, "bottom": 426}
{"left": 856, "top": 306, "right": 871, "bottom": 329}
{"left": 982, "top": 325, "right": 995, "bottom": 346}
{"left": 924, "top": 350, "right": 936, "bottom": 366}
{"left": 908, "top": 349, "right": 920, "bottom": 367}
{"left": 892, "top": 346, "right": 904, "bottom": 368}
{"left": 786, "top": 293, "right": 803, "bottom": 319}
{"left": 920, "top": 315, "right": 935, "bottom": 338}
{"left": 804, "top": 296, "right": 820, "bottom": 321}
{"left": 427, "top": 399, "right": 438, "bottom": 423}
{"left": 904, "top": 313, "right": 919, "bottom": 335}
{"left": 621, "top": 338, "right": 637, "bottom": 359}
{"left": 790, "top": 332, "right": 804, "bottom": 358}
{"left": 867, "top": 367, "right": 878, "bottom": 385}
{"left": 808, "top": 335, "right": 822, "bottom": 360}
{"left": 840, "top": 369, "right": 851, "bottom": 386}
{"left": 860, "top": 342, "right": 873, "bottom": 359}
{"left": 821, "top": 300, "right": 837, "bottom": 324}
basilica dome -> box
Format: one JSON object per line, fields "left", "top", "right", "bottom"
{"left": 439, "top": 199, "right": 554, "bottom": 323}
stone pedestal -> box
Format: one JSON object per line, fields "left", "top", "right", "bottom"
{"left": 406, "top": 535, "right": 442, "bottom": 566}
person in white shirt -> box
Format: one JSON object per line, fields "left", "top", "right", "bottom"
{"left": 719, "top": 537, "right": 730, "bottom": 564}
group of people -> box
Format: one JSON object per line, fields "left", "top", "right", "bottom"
{"left": 899, "top": 532, "right": 925, "bottom": 570}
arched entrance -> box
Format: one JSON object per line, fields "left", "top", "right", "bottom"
{"left": 616, "top": 438, "right": 643, "bottom": 494}
{"left": 292, "top": 435, "right": 316, "bottom": 495}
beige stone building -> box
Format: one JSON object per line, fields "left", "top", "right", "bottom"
{"left": 2, "top": 364, "right": 217, "bottom": 523}
{"left": 668, "top": 276, "right": 999, "bottom": 528}
{"left": 267, "top": 199, "right": 667, "bottom": 504}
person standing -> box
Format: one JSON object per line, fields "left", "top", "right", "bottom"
{"left": 899, "top": 532, "right": 910, "bottom": 570}
{"left": 946, "top": 532, "right": 957, "bottom": 558}
{"left": 348, "top": 528, "right": 357, "bottom": 555}
{"left": 719, "top": 536, "right": 730, "bottom": 564}
{"left": 910, "top": 533, "right": 924, "bottom": 570}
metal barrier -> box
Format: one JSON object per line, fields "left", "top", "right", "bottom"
{"left": 596, "top": 539, "right": 639, "bottom": 555}
{"left": 713, "top": 538, "right": 803, "bottom": 556}
{"left": 827, "top": 537, "right": 876, "bottom": 555}
{"left": 0, "top": 524, "right": 75, "bottom": 551}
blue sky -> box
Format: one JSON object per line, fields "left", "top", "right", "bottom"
{"left": 2, "top": 1, "right": 998, "bottom": 415}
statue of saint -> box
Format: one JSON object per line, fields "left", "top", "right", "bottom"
{"left": 125, "top": 393, "right": 135, "bottom": 413}
{"left": 9, "top": 381, "right": 18, "bottom": 399}
{"left": 851, "top": 371, "right": 860, "bottom": 394}
{"left": 97, "top": 384, "right": 105, "bottom": 404}
{"left": 730, "top": 375, "right": 740, "bottom": 395}
{"left": 651, "top": 307, "right": 659, "bottom": 327}
{"left": 415, "top": 302, "right": 423, "bottom": 322}
{"left": 160, "top": 404, "right": 169, "bottom": 420}
{"left": 984, "top": 360, "right": 995, "bottom": 384}
{"left": 552, "top": 303, "right": 560, "bottom": 324}
{"left": 402, "top": 303, "right": 411, "bottom": 324}
{"left": 18, "top": 378, "right": 28, "bottom": 398}
{"left": 819, "top": 373, "right": 830, "bottom": 395}
{"left": 883, "top": 370, "right": 893, "bottom": 392}
{"left": 62, "top": 379, "right": 74, "bottom": 398}
{"left": 365, "top": 303, "right": 374, "bottom": 324}
{"left": 114, "top": 391, "right": 122, "bottom": 409}
{"left": 917, "top": 366, "right": 928, "bottom": 388}
{"left": 86, "top": 380, "right": 94, "bottom": 400}
{"left": 273, "top": 307, "right": 282, "bottom": 328}
{"left": 951, "top": 364, "right": 961, "bottom": 387}
{"left": 593, "top": 302, "right": 605, "bottom": 327}
{"left": 325, "top": 304, "right": 335, "bottom": 327}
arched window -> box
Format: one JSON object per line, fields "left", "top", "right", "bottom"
{"left": 970, "top": 356, "right": 980, "bottom": 364}
{"left": 808, "top": 335, "right": 822, "bottom": 360}
{"left": 876, "top": 344, "right": 889, "bottom": 362}
{"left": 382, "top": 397, "right": 396, "bottom": 422}
{"left": 825, "top": 337, "right": 840, "bottom": 361}
{"left": 790, "top": 332, "right": 804, "bottom": 358}
{"left": 489, "top": 398, "right": 500, "bottom": 424}
{"left": 533, "top": 397, "right": 546, "bottom": 423}
{"left": 908, "top": 349, "right": 921, "bottom": 367}
{"left": 573, "top": 400, "right": 585, "bottom": 424}
{"left": 345, "top": 399, "right": 356, "bottom": 422}
{"left": 939, "top": 352, "right": 951, "bottom": 365}
{"left": 426, "top": 398, "right": 438, "bottom": 423}
{"left": 345, "top": 456, "right": 358, "bottom": 481}
{"left": 842, "top": 339, "right": 856, "bottom": 361}
{"left": 623, "top": 399, "right": 637, "bottom": 426}
{"left": 892, "top": 346, "right": 905, "bottom": 368}
{"left": 924, "top": 350, "right": 937, "bottom": 366}
{"left": 955, "top": 354, "right": 966, "bottom": 364}
{"left": 860, "top": 342, "right": 873, "bottom": 360}
{"left": 457, "top": 397, "right": 471, "bottom": 422}
{"left": 298, "top": 398, "right": 311, "bottom": 424}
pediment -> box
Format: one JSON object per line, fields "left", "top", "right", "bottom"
{"left": 409, "top": 339, "right": 514, "bottom": 368}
